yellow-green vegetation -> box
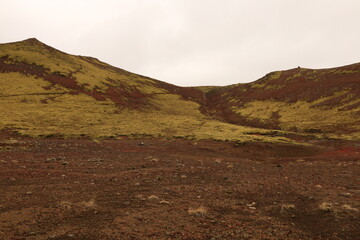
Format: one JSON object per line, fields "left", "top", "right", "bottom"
{"left": 194, "top": 86, "right": 219, "bottom": 93}
{"left": 0, "top": 39, "right": 165, "bottom": 94}
{"left": 335, "top": 70, "right": 359, "bottom": 75}
{"left": 264, "top": 84, "right": 285, "bottom": 90}
{"left": 250, "top": 82, "right": 284, "bottom": 90}
{"left": 249, "top": 71, "right": 283, "bottom": 89}
{"left": 2, "top": 39, "right": 359, "bottom": 143}
{"left": 0, "top": 37, "right": 293, "bottom": 143}
{"left": 232, "top": 90, "right": 360, "bottom": 139}
{"left": 0, "top": 72, "right": 68, "bottom": 95}
{"left": 285, "top": 72, "right": 301, "bottom": 81}
{"left": 269, "top": 71, "right": 282, "bottom": 80}
{"left": 0, "top": 138, "right": 22, "bottom": 151}
{"left": 250, "top": 82, "right": 266, "bottom": 89}
{"left": 0, "top": 90, "right": 291, "bottom": 143}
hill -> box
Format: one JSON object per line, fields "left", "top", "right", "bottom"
{"left": 1, "top": 38, "right": 359, "bottom": 142}
{"left": 204, "top": 64, "right": 360, "bottom": 140}
{"left": 0, "top": 38, "right": 289, "bottom": 143}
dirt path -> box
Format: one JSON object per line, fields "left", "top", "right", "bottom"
{"left": 0, "top": 135, "right": 359, "bottom": 239}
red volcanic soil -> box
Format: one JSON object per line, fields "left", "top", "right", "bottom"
{"left": 0, "top": 132, "right": 359, "bottom": 240}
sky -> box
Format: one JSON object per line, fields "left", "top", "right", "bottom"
{"left": 1, "top": 0, "right": 360, "bottom": 87}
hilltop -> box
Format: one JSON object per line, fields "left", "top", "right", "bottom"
{"left": 1, "top": 38, "right": 360, "bottom": 142}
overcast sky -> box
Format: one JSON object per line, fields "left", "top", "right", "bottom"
{"left": 1, "top": 0, "right": 360, "bottom": 86}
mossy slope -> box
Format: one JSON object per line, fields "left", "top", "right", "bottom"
{"left": 0, "top": 38, "right": 291, "bottom": 143}
{"left": 205, "top": 65, "right": 360, "bottom": 139}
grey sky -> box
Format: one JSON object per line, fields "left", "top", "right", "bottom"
{"left": 1, "top": 0, "right": 360, "bottom": 86}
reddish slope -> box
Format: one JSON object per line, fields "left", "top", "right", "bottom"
{"left": 204, "top": 64, "right": 360, "bottom": 132}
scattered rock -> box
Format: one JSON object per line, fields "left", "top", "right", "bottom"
{"left": 214, "top": 158, "right": 222, "bottom": 163}
{"left": 342, "top": 204, "right": 358, "bottom": 211}
{"left": 46, "top": 156, "right": 65, "bottom": 162}
{"left": 188, "top": 206, "right": 208, "bottom": 216}
{"left": 138, "top": 142, "right": 145, "bottom": 146}
{"left": 281, "top": 204, "right": 296, "bottom": 213}
{"left": 319, "top": 202, "right": 333, "bottom": 212}
{"left": 148, "top": 195, "right": 159, "bottom": 201}
{"left": 61, "top": 161, "right": 69, "bottom": 165}
{"left": 136, "top": 194, "right": 146, "bottom": 200}
{"left": 160, "top": 200, "right": 170, "bottom": 204}
{"left": 339, "top": 192, "right": 352, "bottom": 198}
{"left": 87, "top": 157, "right": 104, "bottom": 163}
{"left": 82, "top": 199, "right": 96, "bottom": 208}
{"left": 59, "top": 201, "right": 72, "bottom": 209}
{"left": 148, "top": 157, "right": 159, "bottom": 162}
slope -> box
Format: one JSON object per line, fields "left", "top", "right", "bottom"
{"left": 0, "top": 38, "right": 290, "bottom": 143}
{"left": 205, "top": 64, "right": 360, "bottom": 139}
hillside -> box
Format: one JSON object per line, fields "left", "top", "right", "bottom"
{"left": 0, "top": 38, "right": 288, "bottom": 143}
{"left": 205, "top": 64, "right": 360, "bottom": 140}
{"left": 1, "top": 38, "right": 359, "bottom": 142}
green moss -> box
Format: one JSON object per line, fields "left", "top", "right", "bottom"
{"left": 0, "top": 88, "right": 295, "bottom": 143}
{"left": 0, "top": 40, "right": 167, "bottom": 96}
{"left": 269, "top": 71, "right": 282, "bottom": 80}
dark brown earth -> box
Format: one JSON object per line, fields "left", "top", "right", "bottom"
{"left": 0, "top": 132, "right": 359, "bottom": 240}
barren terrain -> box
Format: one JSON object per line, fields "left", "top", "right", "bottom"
{"left": 1, "top": 132, "right": 359, "bottom": 240}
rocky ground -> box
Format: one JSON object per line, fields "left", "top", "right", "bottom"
{"left": 0, "top": 133, "right": 359, "bottom": 240}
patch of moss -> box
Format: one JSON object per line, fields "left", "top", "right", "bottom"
{"left": 231, "top": 90, "right": 360, "bottom": 139}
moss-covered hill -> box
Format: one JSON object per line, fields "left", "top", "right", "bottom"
{"left": 0, "top": 38, "right": 291, "bottom": 143}
{"left": 1, "top": 38, "right": 359, "bottom": 142}
{"left": 205, "top": 64, "right": 360, "bottom": 140}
